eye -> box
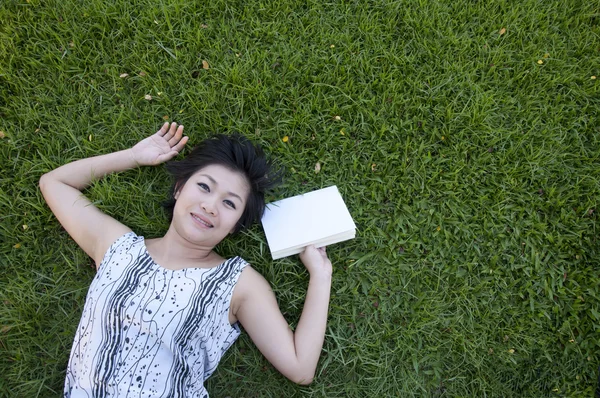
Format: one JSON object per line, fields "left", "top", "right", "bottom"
{"left": 224, "top": 200, "right": 236, "bottom": 209}
{"left": 197, "top": 183, "right": 210, "bottom": 192}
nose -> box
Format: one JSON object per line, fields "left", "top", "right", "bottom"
{"left": 202, "top": 200, "right": 217, "bottom": 216}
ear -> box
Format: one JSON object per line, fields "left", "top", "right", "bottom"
{"left": 174, "top": 181, "right": 183, "bottom": 200}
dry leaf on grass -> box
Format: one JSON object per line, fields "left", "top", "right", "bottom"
{"left": 0, "top": 131, "right": 5, "bottom": 139}
{"left": 315, "top": 162, "right": 321, "bottom": 174}
{"left": 499, "top": 27, "right": 506, "bottom": 35}
{"left": 202, "top": 60, "right": 209, "bottom": 70}
{"left": 119, "top": 73, "right": 129, "bottom": 78}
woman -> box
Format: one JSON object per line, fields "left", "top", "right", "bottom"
{"left": 39, "top": 122, "right": 332, "bottom": 397}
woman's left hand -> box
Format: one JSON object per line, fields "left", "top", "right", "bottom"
{"left": 299, "top": 245, "right": 332, "bottom": 279}
{"left": 130, "top": 122, "right": 189, "bottom": 166}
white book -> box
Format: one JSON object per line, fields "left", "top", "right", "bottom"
{"left": 261, "top": 186, "right": 356, "bottom": 260}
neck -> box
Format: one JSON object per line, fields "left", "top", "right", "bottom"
{"left": 152, "top": 226, "right": 216, "bottom": 266}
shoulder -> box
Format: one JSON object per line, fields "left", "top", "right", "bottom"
{"left": 230, "top": 265, "right": 272, "bottom": 316}
{"left": 237, "top": 265, "right": 271, "bottom": 294}
{"left": 97, "top": 231, "right": 142, "bottom": 270}
{"left": 108, "top": 231, "right": 142, "bottom": 253}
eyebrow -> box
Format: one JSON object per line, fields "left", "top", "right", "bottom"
{"left": 200, "top": 174, "right": 244, "bottom": 203}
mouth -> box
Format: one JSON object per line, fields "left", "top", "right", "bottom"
{"left": 191, "top": 213, "right": 214, "bottom": 228}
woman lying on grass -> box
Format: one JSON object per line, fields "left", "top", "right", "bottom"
{"left": 39, "top": 122, "right": 332, "bottom": 397}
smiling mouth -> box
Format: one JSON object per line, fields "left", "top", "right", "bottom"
{"left": 191, "top": 213, "right": 214, "bottom": 228}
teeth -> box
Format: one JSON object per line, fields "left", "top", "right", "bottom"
{"left": 192, "top": 214, "right": 212, "bottom": 227}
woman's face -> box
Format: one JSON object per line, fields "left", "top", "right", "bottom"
{"left": 172, "top": 164, "right": 250, "bottom": 247}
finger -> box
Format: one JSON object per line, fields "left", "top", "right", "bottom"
{"left": 172, "top": 136, "right": 189, "bottom": 153}
{"left": 157, "top": 122, "right": 170, "bottom": 136}
{"left": 164, "top": 122, "right": 178, "bottom": 140}
{"left": 157, "top": 151, "right": 179, "bottom": 163}
{"left": 304, "top": 245, "right": 316, "bottom": 252}
{"left": 168, "top": 125, "right": 184, "bottom": 146}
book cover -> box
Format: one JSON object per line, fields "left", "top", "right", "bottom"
{"left": 261, "top": 186, "right": 356, "bottom": 259}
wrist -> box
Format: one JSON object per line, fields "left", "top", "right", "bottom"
{"left": 126, "top": 148, "right": 141, "bottom": 168}
{"left": 308, "top": 271, "right": 332, "bottom": 285}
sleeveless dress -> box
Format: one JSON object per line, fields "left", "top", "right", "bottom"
{"left": 64, "top": 232, "right": 248, "bottom": 398}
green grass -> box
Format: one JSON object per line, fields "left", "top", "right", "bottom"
{"left": 1, "top": 0, "right": 599, "bottom": 396}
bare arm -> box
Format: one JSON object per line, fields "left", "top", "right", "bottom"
{"left": 235, "top": 246, "right": 332, "bottom": 384}
{"left": 39, "top": 122, "right": 188, "bottom": 266}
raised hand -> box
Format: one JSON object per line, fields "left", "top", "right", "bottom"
{"left": 130, "top": 122, "right": 189, "bottom": 166}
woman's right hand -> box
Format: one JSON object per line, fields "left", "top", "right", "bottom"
{"left": 130, "top": 122, "right": 189, "bottom": 166}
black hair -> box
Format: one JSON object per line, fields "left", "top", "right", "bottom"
{"left": 162, "top": 133, "right": 281, "bottom": 234}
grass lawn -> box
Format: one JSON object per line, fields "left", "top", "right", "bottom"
{"left": 1, "top": 0, "right": 599, "bottom": 396}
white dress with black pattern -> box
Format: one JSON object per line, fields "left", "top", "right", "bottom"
{"left": 64, "top": 232, "right": 247, "bottom": 398}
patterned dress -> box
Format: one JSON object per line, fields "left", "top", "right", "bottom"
{"left": 64, "top": 232, "right": 247, "bottom": 397}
